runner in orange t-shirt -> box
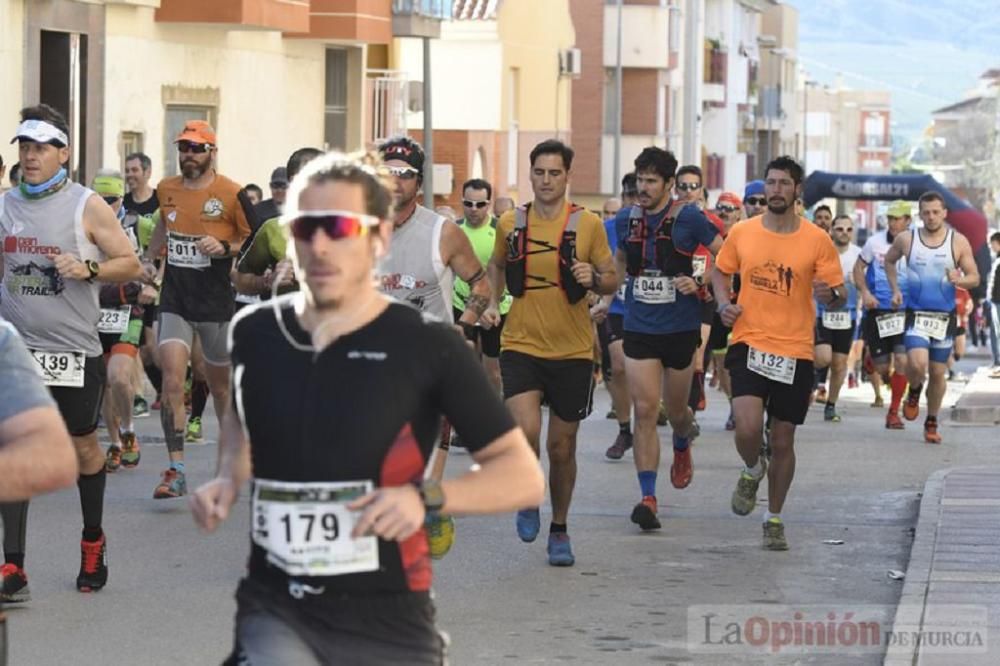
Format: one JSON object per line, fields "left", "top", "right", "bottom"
{"left": 711, "top": 156, "right": 844, "bottom": 552}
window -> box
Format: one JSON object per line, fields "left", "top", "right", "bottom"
{"left": 325, "top": 48, "right": 349, "bottom": 151}
{"left": 119, "top": 131, "right": 143, "bottom": 172}
{"left": 163, "top": 105, "right": 214, "bottom": 177}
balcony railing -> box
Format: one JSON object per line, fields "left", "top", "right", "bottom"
{"left": 860, "top": 134, "right": 890, "bottom": 149}
{"left": 366, "top": 70, "right": 409, "bottom": 146}
{"left": 392, "top": 0, "right": 453, "bottom": 20}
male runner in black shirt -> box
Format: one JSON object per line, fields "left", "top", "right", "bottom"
{"left": 190, "top": 151, "right": 543, "bottom": 664}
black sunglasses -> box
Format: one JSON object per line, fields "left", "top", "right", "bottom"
{"left": 463, "top": 200, "right": 489, "bottom": 209}
{"left": 270, "top": 182, "right": 288, "bottom": 189}
{"left": 717, "top": 205, "right": 738, "bottom": 213}
{"left": 102, "top": 195, "right": 120, "bottom": 205}
{"left": 745, "top": 197, "right": 767, "bottom": 206}
{"left": 677, "top": 182, "right": 701, "bottom": 192}
{"left": 177, "top": 141, "right": 212, "bottom": 154}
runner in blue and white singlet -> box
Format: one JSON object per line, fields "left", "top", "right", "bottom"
{"left": 883, "top": 192, "right": 979, "bottom": 444}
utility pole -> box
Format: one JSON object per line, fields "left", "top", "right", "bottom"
{"left": 682, "top": 0, "right": 701, "bottom": 166}
{"left": 612, "top": 0, "right": 623, "bottom": 195}
{"left": 422, "top": 36, "right": 434, "bottom": 208}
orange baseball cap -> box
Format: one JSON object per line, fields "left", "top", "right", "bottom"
{"left": 717, "top": 192, "right": 742, "bottom": 208}
{"left": 174, "top": 120, "right": 216, "bottom": 146}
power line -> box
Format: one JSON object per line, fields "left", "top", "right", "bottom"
{"left": 799, "top": 56, "right": 954, "bottom": 105}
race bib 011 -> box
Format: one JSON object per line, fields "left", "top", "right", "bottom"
{"left": 29, "top": 349, "right": 85, "bottom": 387}
{"left": 633, "top": 275, "right": 676, "bottom": 305}
{"left": 747, "top": 346, "right": 797, "bottom": 385}
{"left": 913, "top": 311, "right": 949, "bottom": 341}
{"left": 822, "top": 311, "right": 852, "bottom": 331}
{"left": 875, "top": 312, "right": 905, "bottom": 339}
{"left": 98, "top": 306, "right": 131, "bottom": 334}
{"left": 251, "top": 479, "right": 379, "bottom": 578}
{"left": 167, "top": 232, "right": 211, "bottom": 269}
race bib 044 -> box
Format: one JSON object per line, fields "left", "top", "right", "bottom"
{"left": 633, "top": 275, "right": 676, "bottom": 305}
{"left": 747, "top": 346, "right": 797, "bottom": 385}
{"left": 251, "top": 479, "right": 379, "bottom": 578}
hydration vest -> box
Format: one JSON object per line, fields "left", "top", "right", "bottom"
{"left": 623, "top": 202, "right": 694, "bottom": 278}
{"left": 505, "top": 203, "right": 588, "bottom": 304}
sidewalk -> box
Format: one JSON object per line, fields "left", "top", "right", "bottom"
{"left": 886, "top": 467, "right": 1000, "bottom": 665}
{"left": 951, "top": 365, "right": 1000, "bottom": 425}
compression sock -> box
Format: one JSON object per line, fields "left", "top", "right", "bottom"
{"left": 889, "top": 372, "right": 907, "bottom": 412}
{"left": 78, "top": 470, "right": 106, "bottom": 542}
{"left": 1, "top": 502, "right": 29, "bottom": 567}
{"left": 638, "top": 471, "right": 657, "bottom": 497}
{"left": 190, "top": 380, "right": 210, "bottom": 420}
{"left": 549, "top": 522, "right": 567, "bottom": 534}
{"left": 619, "top": 421, "right": 631, "bottom": 435}
{"left": 672, "top": 432, "right": 690, "bottom": 452}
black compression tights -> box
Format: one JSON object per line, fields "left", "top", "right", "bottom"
{"left": 0, "top": 502, "right": 28, "bottom": 566}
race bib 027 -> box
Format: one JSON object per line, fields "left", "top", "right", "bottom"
{"left": 875, "top": 312, "right": 905, "bottom": 339}
{"left": 251, "top": 479, "right": 379, "bottom": 578}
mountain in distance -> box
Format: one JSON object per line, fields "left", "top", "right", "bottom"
{"left": 793, "top": 0, "right": 998, "bottom": 141}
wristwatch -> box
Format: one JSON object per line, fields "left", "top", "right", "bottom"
{"left": 827, "top": 286, "right": 841, "bottom": 305}
{"left": 220, "top": 240, "right": 231, "bottom": 256}
{"left": 417, "top": 479, "right": 446, "bottom": 515}
{"left": 85, "top": 260, "right": 100, "bottom": 282}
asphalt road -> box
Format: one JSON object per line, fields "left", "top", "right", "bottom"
{"left": 6, "top": 355, "right": 998, "bottom": 665}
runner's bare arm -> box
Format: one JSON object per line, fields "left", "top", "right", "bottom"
{"left": 0, "top": 406, "right": 77, "bottom": 501}
{"left": 884, "top": 231, "right": 910, "bottom": 306}
{"left": 587, "top": 255, "right": 618, "bottom": 295}
{"left": 439, "top": 428, "right": 544, "bottom": 514}
{"left": 483, "top": 227, "right": 509, "bottom": 327}
{"left": 950, "top": 232, "right": 981, "bottom": 290}
{"left": 189, "top": 401, "right": 251, "bottom": 533}
{"left": 853, "top": 257, "right": 877, "bottom": 308}
{"left": 81, "top": 194, "right": 142, "bottom": 282}
{"left": 442, "top": 221, "right": 491, "bottom": 325}
{"left": 706, "top": 234, "right": 725, "bottom": 256}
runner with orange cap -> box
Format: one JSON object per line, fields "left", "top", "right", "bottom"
{"left": 142, "top": 120, "right": 252, "bottom": 499}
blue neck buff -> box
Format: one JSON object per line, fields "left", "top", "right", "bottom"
{"left": 20, "top": 167, "right": 68, "bottom": 199}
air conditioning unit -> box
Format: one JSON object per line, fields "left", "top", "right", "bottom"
{"left": 559, "top": 48, "right": 582, "bottom": 79}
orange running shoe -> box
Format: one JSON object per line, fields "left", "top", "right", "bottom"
{"left": 903, "top": 387, "right": 921, "bottom": 421}
{"left": 630, "top": 496, "right": 661, "bottom": 531}
{"left": 924, "top": 419, "right": 942, "bottom": 444}
{"left": 670, "top": 447, "right": 693, "bottom": 489}
{"left": 885, "top": 412, "right": 905, "bottom": 430}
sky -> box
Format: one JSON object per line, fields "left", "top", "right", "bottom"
{"left": 792, "top": 0, "right": 999, "bottom": 143}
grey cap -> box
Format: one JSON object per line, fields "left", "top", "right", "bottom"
{"left": 269, "top": 166, "right": 288, "bottom": 186}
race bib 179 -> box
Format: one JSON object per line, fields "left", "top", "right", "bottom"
{"left": 251, "top": 479, "right": 379, "bottom": 578}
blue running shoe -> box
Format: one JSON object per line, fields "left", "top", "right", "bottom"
{"left": 547, "top": 533, "right": 575, "bottom": 567}
{"left": 516, "top": 508, "right": 540, "bottom": 543}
